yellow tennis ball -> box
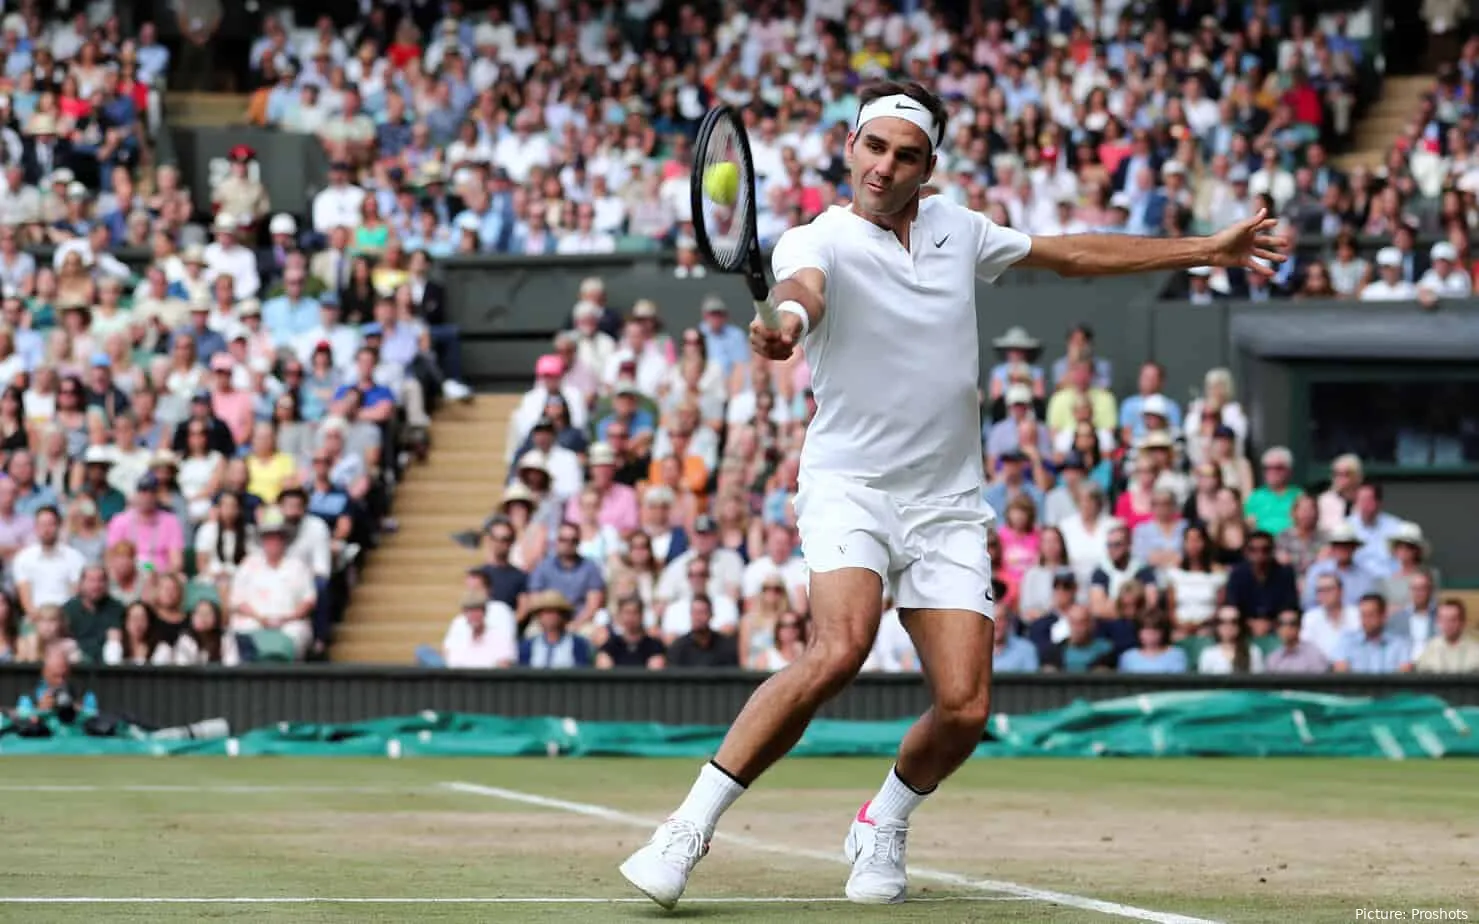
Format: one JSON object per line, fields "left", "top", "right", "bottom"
{"left": 703, "top": 162, "right": 740, "bottom": 206}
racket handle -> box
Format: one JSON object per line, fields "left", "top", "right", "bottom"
{"left": 754, "top": 298, "right": 779, "bottom": 330}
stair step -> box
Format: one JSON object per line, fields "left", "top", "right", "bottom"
{"left": 329, "top": 641, "right": 424, "bottom": 664}
{"left": 336, "top": 622, "right": 451, "bottom": 640}
{"left": 345, "top": 602, "right": 457, "bottom": 623}
{"left": 165, "top": 92, "right": 250, "bottom": 127}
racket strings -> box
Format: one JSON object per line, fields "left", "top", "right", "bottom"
{"left": 697, "top": 117, "right": 753, "bottom": 271}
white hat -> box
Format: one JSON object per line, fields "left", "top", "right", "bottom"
{"left": 1141, "top": 394, "right": 1172, "bottom": 418}
{"left": 588, "top": 442, "right": 617, "bottom": 466}
{"left": 517, "top": 450, "right": 549, "bottom": 475}
{"left": 47, "top": 168, "right": 74, "bottom": 185}
{"left": 268, "top": 214, "right": 298, "bottom": 236}
{"left": 1005, "top": 383, "right": 1033, "bottom": 406}
{"left": 1161, "top": 161, "right": 1186, "bottom": 178}
{"left": 1387, "top": 521, "right": 1429, "bottom": 554}
{"left": 212, "top": 213, "right": 238, "bottom": 234}
{"left": 1188, "top": 266, "right": 1213, "bottom": 277}
{"left": 65, "top": 181, "right": 89, "bottom": 200}
{"left": 1327, "top": 523, "right": 1362, "bottom": 545}
{"left": 573, "top": 299, "right": 602, "bottom": 321}
{"left": 1375, "top": 246, "right": 1403, "bottom": 268}
{"left": 992, "top": 325, "right": 1041, "bottom": 351}
{"left": 455, "top": 212, "right": 481, "bottom": 232}
{"left": 1430, "top": 241, "right": 1458, "bottom": 262}
{"left": 1109, "top": 192, "right": 1132, "bottom": 210}
{"left": 83, "top": 445, "right": 116, "bottom": 466}
{"left": 642, "top": 485, "right": 675, "bottom": 507}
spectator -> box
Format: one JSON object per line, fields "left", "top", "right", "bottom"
{"left": 1245, "top": 446, "right": 1302, "bottom": 536}
{"left": 1262, "top": 610, "right": 1330, "bottom": 675}
{"left": 992, "top": 614, "right": 1040, "bottom": 673}
{"left": 1040, "top": 605, "right": 1115, "bottom": 673}
{"left": 1388, "top": 569, "right": 1439, "bottom": 655}
{"left": 666, "top": 593, "right": 741, "bottom": 669}
{"left": 1302, "top": 525, "right": 1379, "bottom": 610}
{"left": 1199, "top": 608, "right": 1265, "bottom": 674}
{"left": 1275, "top": 494, "right": 1326, "bottom": 578}
{"left": 659, "top": 556, "right": 740, "bottom": 645}
{"left": 1225, "top": 531, "right": 1300, "bottom": 621}
{"left": 982, "top": 449, "right": 1044, "bottom": 521}
{"left": 13, "top": 506, "right": 86, "bottom": 616}
{"left": 1045, "top": 358, "right": 1117, "bottom": 437}
{"left": 596, "top": 595, "right": 666, "bottom": 670}
{"left": 173, "top": 600, "right": 240, "bottom": 666}
{"left": 60, "top": 564, "right": 122, "bottom": 664}
{"left": 1360, "top": 247, "right": 1418, "bottom": 301}
{"left": 526, "top": 521, "right": 605, "bottom": 629}
{"left": 229, "top": 507, "right": 316, "bottom": 661}
{"left": 1088, "top": 524, "right": 1152, "bottom": 619}
{"left": 439, "top": 592, "right": 517, "bottom": 669}
{"left": 1348, "top": 483, "right": 1405, "bottom": 577}
{"left": 1130, "top": 488, "right": 1186, "bottom": 569}
{"left": 1161, "top": 524, "right": 1227, "bottom": 637}
{"left": 518, "top": 590, "right": 593, "bottom": 669}
{"left": 1117, "top": 613, "right": 1189, "bottom": 674}
{"left": 472, "top": 517, "right": 527, "bottom": 612}
{"left": 1301, "top": 572, "right": 1362, "bottom": 662}
{"left": 105, "top": 473, "right": 184, "bottom": 574}
{"left": 1333, "top": 594, "right": 1412, "bottom": 674}
{"left": 103, "top": 601, "right": 173, "bottom": 666}
{"left": 1414, "top": 599, "right": 1479, "bottom": 673}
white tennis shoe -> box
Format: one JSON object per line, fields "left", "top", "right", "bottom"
{"left": 619, "top": 817, "right": 710, "bottom": 909}
{"left": 843, "top": 800, "right": 910, "bottom": 904}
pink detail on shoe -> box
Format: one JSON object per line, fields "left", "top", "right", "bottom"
{"left": 855, "top": 801, "right": 875, "bottom": 826}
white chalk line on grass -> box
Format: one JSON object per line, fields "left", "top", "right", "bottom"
{"left": 0, "top": 897, "right": 1028, "bottom": 905}
{"left": 443, "top": 780, "right": 1221, "bottom": 924}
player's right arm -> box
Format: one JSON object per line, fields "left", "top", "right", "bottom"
{"left": 754, "top": 226, "right": 830, "bottom": 361}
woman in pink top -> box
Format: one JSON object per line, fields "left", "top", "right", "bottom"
{"left": 208, "top": 354, "right": 255, "bottom": 445}
{"left": 1114, "top": 458, "right": 1158, "bottom": 533}
{"left": 996, "top": 495, "right": 1042, "bottom": 586}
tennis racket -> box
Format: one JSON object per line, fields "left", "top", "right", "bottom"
{"left": 690, "top": 105, "right": 778, "bottom": 329}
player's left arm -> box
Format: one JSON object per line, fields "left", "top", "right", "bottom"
{"left": 1017, "top": 209, "right": 1289, "bottom": 278}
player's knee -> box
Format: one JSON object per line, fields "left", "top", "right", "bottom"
{"left": 933, "top": 688, "right": 992, "bottom": 736}
{"left": 799, "top": 640, "right": 870, "bottom": 698}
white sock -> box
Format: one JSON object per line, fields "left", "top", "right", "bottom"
{"left": 672, "top": 762, "right": 746, "bottom": 834}
{"left": 866, "top": 766, "right": 933, "bottom": 823}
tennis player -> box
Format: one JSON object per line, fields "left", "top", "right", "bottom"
{"left": 621, "top": 79, "right": 1287, "bottom": 908}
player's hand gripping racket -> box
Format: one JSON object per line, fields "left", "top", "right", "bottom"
{"left": 690, "top": 105, "right": 778, "bottom": 330}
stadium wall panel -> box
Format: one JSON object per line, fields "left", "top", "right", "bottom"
{"left": 0, "top": 666, "right": 1474, "bottom": 733}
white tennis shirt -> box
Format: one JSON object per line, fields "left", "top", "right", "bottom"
{"left": 772, "top": 197, "right": 1033, "bottom": 501}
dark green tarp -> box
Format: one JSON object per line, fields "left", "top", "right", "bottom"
{"left": 1, "top": 691, "right": 1475, "bottom": 758}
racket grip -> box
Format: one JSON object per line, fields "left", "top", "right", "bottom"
{"left": 754, "top": 298, "right": 779, "bottom": 330}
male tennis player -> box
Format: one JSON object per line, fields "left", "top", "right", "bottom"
{"left": 620, "top": 80, "right": 1286, "bottom": 908}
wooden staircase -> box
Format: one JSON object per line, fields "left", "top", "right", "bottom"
{"left": 164, "top": 92, "right": 251, "bottom": 128}
{"left": 1335, "top": 75, "right": 1435, "bottom": 171}
{"left": 331, "top": 395, "right": 520, "bottom": 664}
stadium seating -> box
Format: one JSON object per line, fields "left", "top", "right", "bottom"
{"left": 2, "top": 1, "right": 1474, "bottom": 679}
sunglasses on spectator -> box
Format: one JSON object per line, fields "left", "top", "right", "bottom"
{"left": 778, "top": 621, "right": 802, "bottom": 630}
{"left": 1278, "top": 618, "right": 1300, "bottom": 627}
{"left": 489, "top": 532, "right": 514, "bottom": 543}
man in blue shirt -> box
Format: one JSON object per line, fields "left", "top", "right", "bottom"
{"left": 169, "top": 304, "right": 228, "bottom": 360}
{"left": 699, "top": 296, "right": 749, "bottom": 378}
{"left": 992, "top": 614, "right": 1040, "bottom": 673}
{"left": 1347, "top": 483, "right": 1404, "bottom": 577}
{"left": 335, "top": 347, "right": 397, "bottom": 423}
{"left": 1302, "top": 525, "right": 1378, "bottom": 610}
{"left": 982, "top": 450, "right": 1044, "bottom": 522}
{"left": 527, "top": 523, "right": 606, "bottom": 627}
{"left": 261, "top": 269, "right": 322, "bottom": 346}
{"left": 1333, "top": 594, "right": 1412, "bottom": 674}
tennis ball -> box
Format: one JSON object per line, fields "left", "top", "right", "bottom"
{"left": 703, "top": 162, "right": 740, "bottom": 206}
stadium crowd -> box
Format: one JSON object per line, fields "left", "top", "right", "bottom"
{"left": 0, "top": 2, "right": 472, "bottom": 667}
{"left": 3, "top": 0, "right": 1479, "bottom": 677}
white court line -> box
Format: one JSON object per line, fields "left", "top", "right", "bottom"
{"left": 0, "top": 897, "right": 1029, "bottom": 905}
{"left": 0, "top": 785, "right": 433, "bottom": 794}
{"left": 444, "top": 780, "right": 1221, "bottom": 924}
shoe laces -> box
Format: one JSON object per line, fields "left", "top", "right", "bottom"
{"left": 866, "top": 819, "right": 908, "bottom": 867}
{"left": 656, "top": 819, "right": 707, "bottom": 866}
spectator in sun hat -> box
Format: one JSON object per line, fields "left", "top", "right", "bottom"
{"left": 1359, "top": 247, "right": 1419, "bottom": 302}
{"left": 257, "top": 213, "right": 299, "bottom": 285}
{"left": 1301, "top": 523, "right": 1380, "bottom": 611}
{"left": 571, "top": 299, "right": 617, "bottom": 379}
{"left": 1118, "top": 361, "right": 1182, "bottom": 444}
{"left": 984, "top": 383, "right": 1050, "bottom": 465}
{"left": 510, "top": 417, "right": 583, "bottom": 500}
{"left": 202, "top": 213, "right": 261, "bottom": 301}
{"left": 1416, "top": 240, "right": 1472, "bottom": 304}
{"left": 988, "top": 326, "right": 1045, "bottom": 401}
{"left": 77, "top": 446, "right": 126, "bottom": 522}
{"left": 518, "top": 588, "right": 594, "bottom": 669}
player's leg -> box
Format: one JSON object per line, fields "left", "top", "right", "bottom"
{"left": 844, "top": 499, "right": 994, "bottom": 904}
{"left": 620, "top": 500, "right": 891, "bottom": 909}
{"left": 843, "top": 607, "right": 993, "bottom": 904}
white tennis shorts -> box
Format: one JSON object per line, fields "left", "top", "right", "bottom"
{"left": 794, "top": 479, "right": 996, "bottom": 618}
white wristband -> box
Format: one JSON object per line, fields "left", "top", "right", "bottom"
{"left": 775, "top": 300, "right": 810, "bottom": 337}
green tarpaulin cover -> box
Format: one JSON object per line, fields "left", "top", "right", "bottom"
{"left": 1, "top": 691, "right": 1474, "bottom": 758}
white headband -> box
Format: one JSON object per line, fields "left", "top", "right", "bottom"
{"left": 855, "top": 94, "right": 941, "bottom": 153}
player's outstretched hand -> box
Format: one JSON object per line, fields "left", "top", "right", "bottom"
{"left": 1208, "top": 208, "right": 1289, "bottom": 277}
{"left": 750, "top": 312, "right": 803, "bottom": 361}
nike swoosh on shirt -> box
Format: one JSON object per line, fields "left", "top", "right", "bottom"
{"left": 933, "top": 235, "right": 950, "bottom": 248}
